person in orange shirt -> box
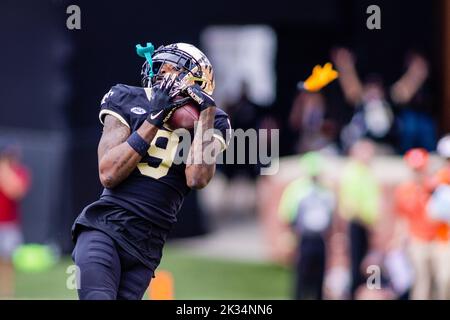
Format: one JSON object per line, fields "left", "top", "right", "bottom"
{"left": 393, "top": 148, "right": 440, "bottom": 300}
{"left": 425, "top": 135, "right": 450, "bottom": 299}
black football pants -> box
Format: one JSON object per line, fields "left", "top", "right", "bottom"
{"left": 72, "top": 228, "right": 153, "bottom": 300}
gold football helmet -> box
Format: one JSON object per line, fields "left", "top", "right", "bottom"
{"left": 141, "top": 43, "right": 215, "bottom": 95}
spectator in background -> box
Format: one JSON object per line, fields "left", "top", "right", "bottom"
{"left": 338, "top": 139, "right": 381, "bottom": 298}
{"left": 393, "top": 148, "right": 439, "bottom": 300}
{"left": 279, "top": 152, "right": 336, "bottom": 300}
{"left": 332, "top": 48, "right": 434, "bottom": 154}
{"left": 289, "top": 90, "right": 338, "bottom": 154}
{"left": 332, "top": 48, "right": 395, "bottom": 152}
{"left": 0, "top": 141, "right": 30, "bottom": 298}
{"left": 391, "top": 52, "right": 436, "bottom": 153}
{"left": 425, "top": 135, "right": 450, "bottom": 299}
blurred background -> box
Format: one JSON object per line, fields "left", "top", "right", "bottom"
{"left": 1, "top": 0, "right": 450, "bottom": 299}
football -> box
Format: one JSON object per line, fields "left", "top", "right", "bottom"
{"left": 167, "top": 97, "right": 200, "bottom": 130}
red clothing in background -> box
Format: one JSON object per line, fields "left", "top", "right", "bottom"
{"left": 430, "top": 166, "right": 450, "bottom": 242}
{"left": 0, "top": 164, "right": 30, "bottom": 223}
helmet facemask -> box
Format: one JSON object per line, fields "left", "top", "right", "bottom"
{"left": 140, "top": 43, "right": 215, "bottom": 96}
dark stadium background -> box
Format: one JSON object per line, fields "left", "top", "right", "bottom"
{"left": 0, "top": 0, "right": 442, "bottom": 253}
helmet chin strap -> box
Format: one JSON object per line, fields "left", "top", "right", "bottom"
{"left": 136, "top": 43, "right": 155, "bottom": 79}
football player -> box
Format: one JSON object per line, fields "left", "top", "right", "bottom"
{"left": 71, "top": 43, "right": 231, "bottom": 300}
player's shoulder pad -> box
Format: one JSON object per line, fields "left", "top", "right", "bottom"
{"left": 215, "top": 107, "right": 229, "bottom": 119}
{"left": 99, "top": 84, "right": 141, "bottom": 128}
{"left": 214, "top": 107, "right": 231, "bottom": 130}
{"left": 100, "top": 84, "right": 138, "bottom": 107}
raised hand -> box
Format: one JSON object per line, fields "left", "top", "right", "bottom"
{"left": 146, "top": 73, "right": 185, "bottom": 127}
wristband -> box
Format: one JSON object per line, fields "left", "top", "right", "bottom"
{"left": 126, "top": 131, "right": 150, "bottom": 157}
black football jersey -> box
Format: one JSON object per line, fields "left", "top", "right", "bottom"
{"left": 72, "top": 84, "right": 231, "bottom": 269}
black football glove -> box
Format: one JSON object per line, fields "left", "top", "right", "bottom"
{"left": 183, "top": 84, "right": 216, "bottom": 111}
{"left": 146, "top": 73, "right": 190, "bottom": 128}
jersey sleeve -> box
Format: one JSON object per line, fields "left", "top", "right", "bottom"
{"left": 213, "top": 113, "right": 232, "bottom": 153}
{"left": 98, "top": 84, "right": 131, "bottom": 128}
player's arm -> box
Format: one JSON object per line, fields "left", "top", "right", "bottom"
{"left": 99, "top": 74, "right": 182, "bottom": 188}
{"left": 185, "top": 107, "right": 223, "bottom": 189}
{"left": 183, "top": 85, "right": 224, "bottom": 189}
{"left": 98, "top": 115, "right": 158, "bottom": 188}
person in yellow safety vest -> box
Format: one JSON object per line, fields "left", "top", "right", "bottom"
{"left": 279, "top": 152, "right": 336, "bottom": 300}
{"left": 338, "top": 139, "right": 381, "bottom": 299}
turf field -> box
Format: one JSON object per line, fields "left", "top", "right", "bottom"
{"left": 15, "top": 246, "right": 292, "bottom": 299}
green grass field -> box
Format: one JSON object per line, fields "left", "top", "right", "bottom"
{"left": 15, "top": 246, "right": 292, "bottom": 299}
